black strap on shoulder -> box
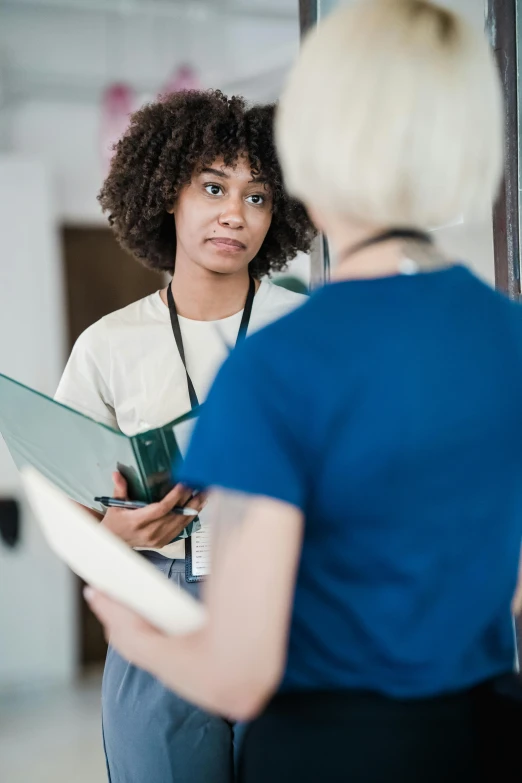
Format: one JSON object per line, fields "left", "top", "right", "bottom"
{"left": 338, "top": 228, "right": 432, "bottom": 265}
{"left": 167, "top": 283, "right": 200, "bottom": 410}
{"left": 167, "top": 276, "right": 256, "bottom": 411}
{"left": 236, "top": 275, "right": 255, "bottom": 345}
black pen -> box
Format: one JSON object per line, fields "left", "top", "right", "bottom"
{"left": 94, "top": 497, "right": 199, "bottom": 515}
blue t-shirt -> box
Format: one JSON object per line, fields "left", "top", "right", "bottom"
{"left": 180, "top": 266, "right": 522, "bottom": 698}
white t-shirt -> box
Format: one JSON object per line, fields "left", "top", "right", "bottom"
{"left": 55, "top": 280, "right": 306, "bottom": 558}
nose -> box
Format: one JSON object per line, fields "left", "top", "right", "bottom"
{"left": 218, "top": 195, "right": 245, "bottom": 230}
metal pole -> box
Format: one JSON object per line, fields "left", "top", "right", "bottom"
{"left": 298, "top": 0, "right": 331, "bottom": 289}
{"left": 486, "top": 0, "right": 520, "bottom": 298}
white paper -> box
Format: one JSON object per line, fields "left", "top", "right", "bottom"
{"left": 190, "top": 511, "right": 212, "bottom": 577}
{"left": 21, "top": 467, "right": 207, "bottom": 636}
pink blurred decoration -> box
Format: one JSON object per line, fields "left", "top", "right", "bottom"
{"left": 100, "top": 83, "right": 136, "bottom": 174}
{"left": 162, "top": 65, "right": 200, "bottom": 95}
{"left": 100, "top": 68, "right": 199, "bottom": 172}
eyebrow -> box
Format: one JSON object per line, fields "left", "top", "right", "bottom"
{"left": 200, "top": 167, "right": 270, "bottom": 187}
{"left": 200, "top": 167, "right": 229, "bottom": 179}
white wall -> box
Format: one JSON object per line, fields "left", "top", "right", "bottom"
{"left": 436, "top": 0, "right": 494, "bottom": 284}
{"left": 2, "top": 4, "right": 299, "bottom": 224}
{"left": 1, "top": 0, "right": 494, "bottom": 282}
{"left": 0, "top": 7, "right": 303, "bottom": 692}
{"left": 0, "top": 157, "right": 76, "bottom": 691}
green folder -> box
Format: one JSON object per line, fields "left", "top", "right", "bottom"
{"left": 0, "top": 373, "right": 200, "bottom": 537}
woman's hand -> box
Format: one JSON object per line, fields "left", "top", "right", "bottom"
{"left": 101, "top": 471, "right": 206, "bottom": 549}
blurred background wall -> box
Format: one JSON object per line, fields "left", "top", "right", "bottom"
{"left": 432, "top": 0, "right": 495, "bottom": 287}
{"left": 0, "top": 0, "right": 304, "bottom": 692}
{"left": 1, "top": 0, "right": 300, "bottom": 223}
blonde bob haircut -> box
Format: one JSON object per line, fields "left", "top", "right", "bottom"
{"left": 276, "top": 0, "right": 504, "bottom": 229}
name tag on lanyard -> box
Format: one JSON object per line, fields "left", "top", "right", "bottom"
{"left": 167, "top": 276, "right": 256, "bottom": 581}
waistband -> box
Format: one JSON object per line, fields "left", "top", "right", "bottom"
{"left": 138, "top": 549, "right": 185, "bottom": 573}
{"left": 268, "top": 681, "right": 506, "bottom": 718}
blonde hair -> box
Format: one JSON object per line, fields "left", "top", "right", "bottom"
{"left": 276, "top": 0, "right": 504, "bottom": 228}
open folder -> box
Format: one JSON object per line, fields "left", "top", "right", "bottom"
{"left": 0, "top": 373, "right": 199, "bottom": 530}
{"left": 21, "top": 467, "right": 206, "bottom": 635}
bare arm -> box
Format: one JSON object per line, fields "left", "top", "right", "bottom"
{"left": 87, "top": 490, "right": 304, "bottom": 720}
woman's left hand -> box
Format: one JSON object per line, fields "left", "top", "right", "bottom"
{"left": 85, "top": 588, "right": 168, "bottom": 674}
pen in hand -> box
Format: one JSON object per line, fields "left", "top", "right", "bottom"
{"left": 94, "top": 497, "right": 200, "bottom": 516}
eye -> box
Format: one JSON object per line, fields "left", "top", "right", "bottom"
{"left": 246, "top": 194, "right": 265, "bottom": 205}
{"left": 205, "top": 184, "right": 223, "bottom": 196}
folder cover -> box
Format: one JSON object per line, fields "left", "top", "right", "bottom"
{"left": 0, "top": 373, "right": 200, "bottom": 537}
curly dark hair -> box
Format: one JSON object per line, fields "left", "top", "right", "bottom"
{"left": 98, "top": 89, "right": 316, "bottom": 277}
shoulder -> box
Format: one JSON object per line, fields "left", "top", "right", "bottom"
{"left": 64, "top": 319, "right": 110, "bottom": 371}
{"left": 96, "top": 291, "right": 163, "bottom": 332}
{"left": 461, "top": 267, "right": 522, "bottom": 327}
{"left": 251, "top": 280, "right": 307, "bottom": 331}
{"left": 217, "top": 289, "right": 313, "bottom": 392}
{"left": 257, "top": 279, "right": 308, "bottom": 312}
{"left": 73, "top": 291, "right": 162, "bottom": 351}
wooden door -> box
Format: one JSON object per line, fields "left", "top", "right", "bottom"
{"left": 61, "top": 226, "right": 163, "bottom": 666}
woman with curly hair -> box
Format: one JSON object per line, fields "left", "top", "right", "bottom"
{"left": 55, "top": 89, "right": 315, "bottom": 783}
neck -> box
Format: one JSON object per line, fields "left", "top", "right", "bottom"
{"left": 161, "top": 260, "right": 255, "bottom": 321}
{"left": 332, "top": 239, "right": 412, "bottom": 281}
{"left": 327, "top": 221, "right": 430, "bottom": 281}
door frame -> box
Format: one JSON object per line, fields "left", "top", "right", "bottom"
{"left": 486, "top": 0, "right": 520, "bottom": 297}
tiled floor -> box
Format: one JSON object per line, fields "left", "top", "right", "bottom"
{"left": 0, "top": 668, "right": 106, "bottom": 783}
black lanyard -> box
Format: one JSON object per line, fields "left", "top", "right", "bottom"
{"left": 338, "top": 228, "right": 432, "bottom": 264}
{"left": 167, "top": 276, "right": 256, "bottom": 410}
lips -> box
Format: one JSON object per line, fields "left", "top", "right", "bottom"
{"left": 208, "top": 237, "right": 246, "bottom": 250}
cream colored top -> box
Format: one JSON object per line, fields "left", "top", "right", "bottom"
{"left": 55, "top": 280, "right": 306, "bottom": 558}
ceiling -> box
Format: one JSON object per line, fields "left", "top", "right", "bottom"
{"left": 0, "top": 0, "right": 300, "bottom": 105}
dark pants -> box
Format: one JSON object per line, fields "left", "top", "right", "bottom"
{"left": 238, "top": 679, "right": 522, "bottom": 783}
{"left": 102, "top": 553, "right": 235, "bottom": 783}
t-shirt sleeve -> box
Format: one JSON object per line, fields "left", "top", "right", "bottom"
{"left": 179, "top": 347, "right": 306, "bottom": 510}
{"left": 54, "top": 321, "right": 118, "bottom": 429}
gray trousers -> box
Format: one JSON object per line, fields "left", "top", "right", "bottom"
{"left": 101, "top": 553, "right": 235, "bottom": 783}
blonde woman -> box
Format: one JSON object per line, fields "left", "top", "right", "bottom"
{"left": 88, "top": 2, "right": 522, "bottom": 781}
